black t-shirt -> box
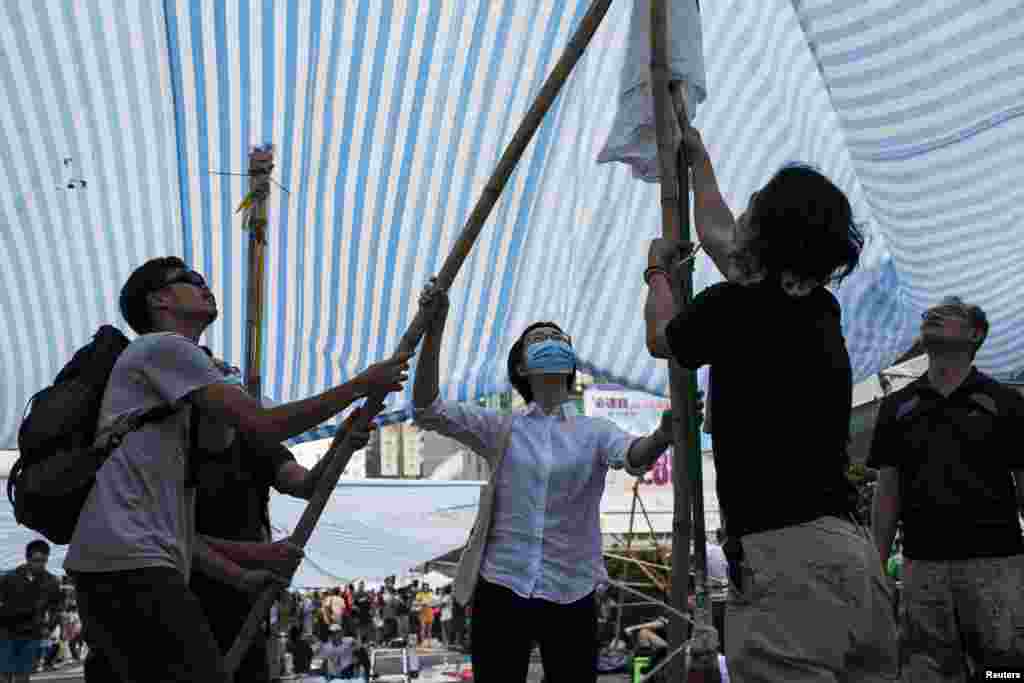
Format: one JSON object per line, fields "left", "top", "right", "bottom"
{"left": 193, "top": 433, "right": 294, "bottom": 542}
{"left": 354, "top": 590, "right": 372, "bottom": 623}
{"left": 395, "top": 589, "right": 411, "bottom": 615}
{"left": 866, "top": 369, "right": 1024, "bottom": 560}
{"left": 190, "top": 433, "right": 295, "bottom": 644}
{"left": 666, "top": 281, "right": 855, "bottom": 539}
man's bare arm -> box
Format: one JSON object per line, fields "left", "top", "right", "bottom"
{"left": 193, "top": 354, "right": 410, "bottom": 443}
{"left": 627, "top": 430, "right": 673, "bottom": 472}
{"left": 872, "top": 466, "right": 901, "bottom": 568}
{"left": 275, "top": 461, "right": 313, "bottom": 499}
{"left": 644, "top": 274, "right": 676, "bottom": 359}
{"left": 684, "top": 128, "right": 738, "bottom": 279}
{"left": 193, "top": 536, "right": 247, "bottom": 590}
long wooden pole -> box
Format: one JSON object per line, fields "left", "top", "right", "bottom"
{"left": 615, "top": 481, "right": 642, "bottom": 639}
{"left": 674, "top": 84, "right": 720, "bottom": 678}
{"left": 243, "top": 145, "right": 274, "bottom": 401}
{"left": 650, "top": 1, "right": 701, "bottom": 680}
{"left": 224, "top": 0, "right": 615, "bottom": 673}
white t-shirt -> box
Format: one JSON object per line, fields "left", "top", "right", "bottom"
{"left": 441, "top": 594, "right": 453, "bottom": 621}
{"left": 706, "top": 543, "right": 729, "bottom": 581}
{"left": 320, "top": 637, "right": 355, "bottom": 675}
{"left": 64, "top": 333, "right": 230, "bottom": 582}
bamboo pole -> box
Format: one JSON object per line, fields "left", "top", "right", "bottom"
{"left": 223, "top": 0, "right": 615, "bottom": 673}
{"left": 243, "top": 145, "right": 274, "bottom": 401}
{"left": 649, "top": 1, "right": 705, "bottom": 680}
{"left": 672, "top": 86, "right": 720, "bottom": 674}
{"left": 614, "top": 480, "right": 642, "bottom": 641}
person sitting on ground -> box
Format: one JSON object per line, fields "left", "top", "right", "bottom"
{"left": 64, "top": 256, "right": 412, "bottom": 683}
{"left": 413, "top": 283, "right": 678, "bottom": 683}
{"left": 319, "top": 624, "right": 371, "bottom": 681}
{"left": 644, "top": 126, "right": 898, "bottom": 681}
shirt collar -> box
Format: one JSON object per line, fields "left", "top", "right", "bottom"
{"left": 913, "top": 366, "right": 983, "bottom": 397}
{"left": 525, "top": 400, "right": 578, "bottom": 420}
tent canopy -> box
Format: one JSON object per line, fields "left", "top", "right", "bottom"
{"left": 0, "top": 478, "right": 482, "bottom": 585}
{"left": 2, "top": 1, "right": 1023, "bottom": 449}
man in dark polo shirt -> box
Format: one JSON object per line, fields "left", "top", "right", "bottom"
{"left": 870, "top": 296, "right": 1024, "bottom": 677}
{"left": 644, "top": 127, "right": 898, "bottom": 681}
{"left": 190, "top": 363, "right": 372, "bottom": 683}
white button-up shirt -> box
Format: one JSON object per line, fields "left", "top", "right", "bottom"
{"left": 416, "top": 397, "right": 646, "bottom": 605}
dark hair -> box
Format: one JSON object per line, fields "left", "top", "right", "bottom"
{"left": 747, "top": 165, "right": 863, "bottom": 287}
{"left": 507, "top": 322, "right": 576, "bottom": 404}
{"left": 119, "top": 256, "right": 188, "bottom": 334}
{"left": 26, "top": 539, "right": 50, "bottom": 558}
{"left": 935, "top": 296, "right": 990, "bottom": 357}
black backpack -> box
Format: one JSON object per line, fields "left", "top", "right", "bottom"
{"left": 8, "top": 325, "right": 187, "bottom": 544}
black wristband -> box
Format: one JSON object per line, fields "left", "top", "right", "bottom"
{"left": 644, "top": 265, "right": 670, "bottom": 286}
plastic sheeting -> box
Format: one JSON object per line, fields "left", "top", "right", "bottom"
{"left": 1, "top": 1, "right": 1023, "bottom": 451}
{"left": 269, "top": 480, "right": 481, "bottom": 584}
{"left": 0, "top": 478, "right": 481, "bottom": 585}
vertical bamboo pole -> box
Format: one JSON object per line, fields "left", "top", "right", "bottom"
{"left": 240, "top": 144, "right": 274, "bottom": 681}
{"left": 224, "top": 0, "right": 615, "bottom": 673}
{"left": 243, "top": 144, "right": 274, "bottom": 401}
{"left": 614, "top": 481, "right": 642, "bottom": 639}
{"left": 650, "top": 1, "right": 699, "bottom": 680}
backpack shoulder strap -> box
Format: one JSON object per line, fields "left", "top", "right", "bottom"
{"left": 185, "top": 402, "right": 201, "bottom": 488}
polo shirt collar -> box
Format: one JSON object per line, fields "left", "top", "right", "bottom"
{"left": 913, "top": 366, "right": 983, "bottom": 398}
{"left": 525, "top": 400, "right": 578, "bottom": 420}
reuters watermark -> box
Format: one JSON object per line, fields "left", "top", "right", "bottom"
{"left": 986, "top": 671, "right": 1023, "bottom": 680}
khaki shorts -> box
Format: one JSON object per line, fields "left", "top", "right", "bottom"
{"left": 726, "top": 516, "right": 899, "bottom": 682}
{"left": 901, "top": 554, "right": 1024, "bottom": 681}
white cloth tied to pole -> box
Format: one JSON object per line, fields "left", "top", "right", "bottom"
{"left": 597, "top": 0, "right": 706, "bottom": 182}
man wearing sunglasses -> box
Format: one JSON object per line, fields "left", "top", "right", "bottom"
{"left": 64, "top": 256, "right": 412, "bottom": 683}
{"left": 869, "top": 296, "right": 1024, "bottom": 677}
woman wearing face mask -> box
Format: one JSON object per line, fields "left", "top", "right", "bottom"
{"left": 412, "top": 280, "right": 674, "bottom": 683}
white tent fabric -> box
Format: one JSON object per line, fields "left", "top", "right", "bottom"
{"left": 2, "top": 1, "right": 1023, "bottom": 450}
{"left": 269, "top": 480, "right": 481, "bottom": 584}
{"left": 0, "top": 478, "right": 481, "bottom": 585}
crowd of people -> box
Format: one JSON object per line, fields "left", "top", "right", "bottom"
{"left": 266, "top": 577, "right": 459, "bottom": 679}
{"left": 278, "top": 578, "right": 460, "bottom": 653}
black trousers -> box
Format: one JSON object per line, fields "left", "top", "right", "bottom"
{"left": 471, "top": 578, "right": 597, "bottom": 683}
{"left": 74, "top": 568, "right": 225, "bottom": 683}
{"left": 190, "top": 572, "right": 269, "bottom": 683}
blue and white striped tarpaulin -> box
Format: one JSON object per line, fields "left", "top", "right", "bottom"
{"left": 2, "top": 1, "right": 1022, "bottom": 449}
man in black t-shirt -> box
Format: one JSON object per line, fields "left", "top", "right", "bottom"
{"left": 644, "top": 127, "right": 897, "bottom": 681}
{"left": 395, "top": 585, "right": 412, "bottom": 639}
{"left": 352, "top": 581, "right": 373, "bottom": 644}
{"left": 870, "top": 296, "right": 1024, "bottom": 675}
{"left": 190, "top": 410, "right": 372, "bottom": 683}
{"left": 186, "top": 356, "right": 372, "bottom": 682}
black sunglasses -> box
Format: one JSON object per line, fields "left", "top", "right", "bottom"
{"left": 162, "top": 270, "right": 208, "bottom": 290}
{"left": 921, "top": 306, "right": 968, "bottom": 323}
